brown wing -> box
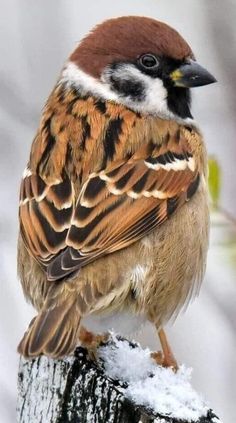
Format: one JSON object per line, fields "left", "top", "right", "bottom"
{"left": 19, "top": 171, "right": 74, "bottom": 267}
{"left": 46, "top": 146, "right": 200, "bottom": 281}
{"left": 19, "top": 89, "right": 200, "bottom": 282}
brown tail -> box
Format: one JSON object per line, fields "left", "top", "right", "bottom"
{"left": 18, "top": 295, "right": 81, "bottom": 359}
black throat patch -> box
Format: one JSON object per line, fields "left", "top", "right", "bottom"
{"left": 166, "top": 86, "right": 192, "bottom": 119}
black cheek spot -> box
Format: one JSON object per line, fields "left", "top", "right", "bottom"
{"left": 110, "top": 76, "right": 146, "bottom": 102}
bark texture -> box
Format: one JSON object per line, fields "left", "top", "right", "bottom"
{"left": 17, "top": 343, "right": 221, "bottom": 423}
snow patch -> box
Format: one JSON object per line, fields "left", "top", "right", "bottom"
{"left": 98, "top": 335, "right": 213, "bottom": 422}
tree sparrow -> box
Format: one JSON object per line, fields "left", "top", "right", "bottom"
{"left": 17, "top": 16, "right": 216, "bottom": 366}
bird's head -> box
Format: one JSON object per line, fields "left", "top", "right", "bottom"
{"left": 61, "top": 16, "right": 216, "bottom": 121}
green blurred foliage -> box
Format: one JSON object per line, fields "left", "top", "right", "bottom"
{"left": 208, "top": 156, "right": 221, "bottom": 209}
{"left": 208, "top": 157, "right": 236, "bottom": 267}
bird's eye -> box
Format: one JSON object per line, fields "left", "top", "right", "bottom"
{"left": 139, "top": 54, "right": 159, "bottom": 70}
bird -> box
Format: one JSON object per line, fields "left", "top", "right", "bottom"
{"left": 17, "top": 16, "right": 216, "bottom": 367}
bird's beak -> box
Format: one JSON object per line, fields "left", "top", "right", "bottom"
{"left": 170, "top": 59, "right": 217, "bottom": 88}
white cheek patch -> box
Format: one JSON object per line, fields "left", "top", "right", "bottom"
{"left": 60, "top": 62, "right": 195, "bottom": 124}
{"left": 137, "top": 73, "right": 170, "bottom": 116}
{"left": 61, "top": 62, "right": 119, "bottom": 102}
{"left": 103, "top": 64, "right": 172, "bottom": 118}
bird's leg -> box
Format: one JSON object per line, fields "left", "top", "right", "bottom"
{"left": 151, "top": 327, "right": 178, "bottom": 371}
{"left": 78, "top": 326, "right": 109, "bottom": 361}
{"left": 158, "top": 328, "right": 178, "bottom": 370}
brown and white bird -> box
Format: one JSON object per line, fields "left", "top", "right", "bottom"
{"left": 18, "top": 16, "right": 216, "bottom": 366}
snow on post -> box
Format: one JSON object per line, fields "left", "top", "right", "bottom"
{"left": 17, "top": 335, "right": 222, "bottom": 423}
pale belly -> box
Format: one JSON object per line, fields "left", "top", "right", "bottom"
{"left": 83, "top": 311, "right": 147, "bottom": 335}
{"left": 82, "top": 183, "right": 209, "bottom": 334}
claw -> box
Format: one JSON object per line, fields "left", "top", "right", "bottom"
{"left": 151, "top": 349, "right": 178, "bottom": 371}
{"left": 78, "top": 326, "right": 109, "bottom": 361}
{"left": 151, "top": 350, "right": 164, "bottom": 366}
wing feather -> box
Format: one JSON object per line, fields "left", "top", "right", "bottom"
{"left": 19, "top": 123, "right": 200, "bottom": 283}
{"left": 19, "top": 175, "right": 74, "bottom": 263}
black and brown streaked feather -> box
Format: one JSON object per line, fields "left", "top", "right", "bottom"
{"left": 19, "top": 83, "right": 203, "bottom": 283}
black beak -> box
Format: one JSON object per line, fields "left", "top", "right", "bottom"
{"left": 170, "top": 59, "right": 217, "bottom": 88}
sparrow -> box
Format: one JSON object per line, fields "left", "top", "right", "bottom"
{"left": 17, "top": 16, "right": 216, "bottom": 366}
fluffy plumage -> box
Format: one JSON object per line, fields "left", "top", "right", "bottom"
{"left": 17, "top": 16, "right": 215, "bottom": 359}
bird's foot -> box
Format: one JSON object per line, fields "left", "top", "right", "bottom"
{"left": 78, "top": 326, "right": 109, "bottom": 361}
{"left": 151, "top": 350, "right": 178, "bottom": 372}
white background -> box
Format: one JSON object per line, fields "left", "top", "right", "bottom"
{"left": 0, "top": 1, "right": 236, "bottom": 422}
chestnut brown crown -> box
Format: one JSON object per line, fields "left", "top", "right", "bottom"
{"left": 70, "top": 16, "right": 194, "bottom": 78}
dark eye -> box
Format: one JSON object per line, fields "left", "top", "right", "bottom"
{"left": 139, "top": 54, "right": 159, "bottom": 70}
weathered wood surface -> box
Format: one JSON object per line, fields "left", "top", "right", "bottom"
{"left": 17, "top": 342, "right": 222, "bottom": 423}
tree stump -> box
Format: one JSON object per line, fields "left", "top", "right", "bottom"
{"left": 17, "top": 336, "right": 222, "bottom": 423}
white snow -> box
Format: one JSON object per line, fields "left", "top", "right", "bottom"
{"left": 98, "top": 334, "right": 213, "bottom": 422}
{"left": 212, "top": 419, "right": 223, "bottom": 423}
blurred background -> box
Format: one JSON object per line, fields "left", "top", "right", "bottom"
{"left": 0, "top": 1, "right": 235, "bottom": 422}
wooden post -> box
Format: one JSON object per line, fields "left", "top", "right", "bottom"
{"left": 17, "top": 339, "right": 222, "bottom": 423}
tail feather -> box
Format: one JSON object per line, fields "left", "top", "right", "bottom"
{"left": 18, "top": 297, "right": 81, "bottom": 359}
